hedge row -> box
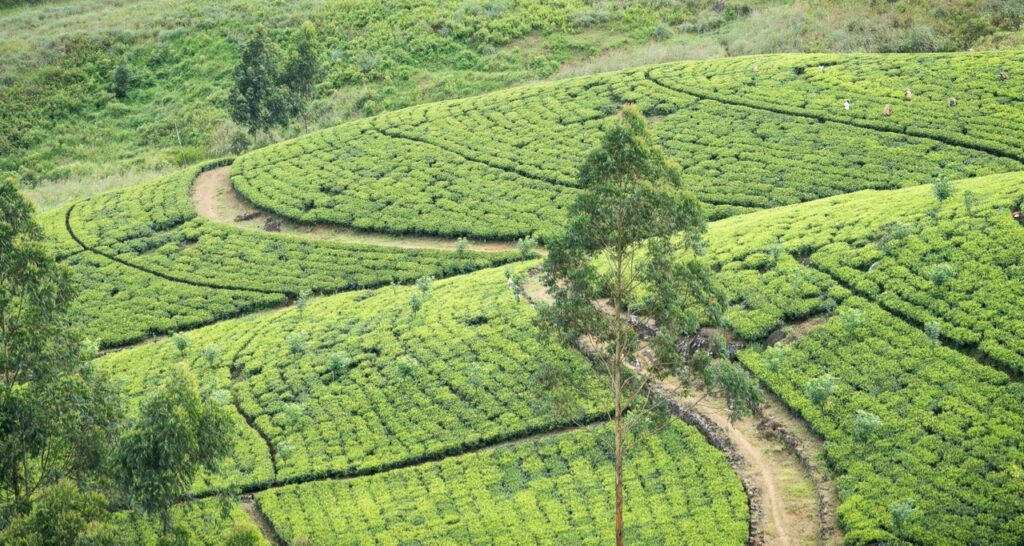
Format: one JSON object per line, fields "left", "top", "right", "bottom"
{"left": 650, "top": 50, "right": 1024, "bottom": 161}
{"left": 741, "top": 299, "right": 1024, "bottom": 545}
{"left": 97, "top": 266, "right": 609, "bottom": 486}
{"left": 90, "top": 217, "right": 521, "bottom": 297}
{"left": 230, "top": 52, "right": 1022, "bottom": 240}
{"left": 256, "top": 421, "right": 748, "bottom": 545}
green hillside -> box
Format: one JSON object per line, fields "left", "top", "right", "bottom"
{"left": 231, "top": 50, "right": 1023, "bottom": 240}
{"left": 94, "top": 265, "right": 749, "bottom": 544}
{"left": 16, "top": 43, "right": 1024, "bottom": 544}
{"left": 0, "top": 0, "right": 757, "bottom": 190}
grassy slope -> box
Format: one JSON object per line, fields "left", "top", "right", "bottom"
{"left": 0, "top": 0, "right": 761, "bottom": 195}
{"left": 5, "top": 0, "right": 1023, "bottom": 209}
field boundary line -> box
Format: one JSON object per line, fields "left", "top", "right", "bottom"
{"left": 804, "top": 260, "right": 1021, "bottom": 381}
{"left": 64, "top": 204, "right": 287, "bottom": 296}
{"left": 184, "top": 414, "right": 612, "bottom": 502}
{"left": 643, "top": 69, "right": 1024, "bottom": 165}
{"left": 374, "top": 128, "right": 579, "bottom": 189}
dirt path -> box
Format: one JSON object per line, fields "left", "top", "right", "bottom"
{"left": 190, "top": 166, "right": 523, "bottom": 253}
{"left": 523, "top": 275, "right": 841, "bottom": 546}
{"left": 240, "top": 495, "right": 284, "bottom": 546}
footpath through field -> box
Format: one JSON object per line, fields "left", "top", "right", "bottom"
{"left": 191, "top": 167, "right": 521, "bottom": 253}
{"left": 522, "top": 275, "right": 842, "bottom": 546}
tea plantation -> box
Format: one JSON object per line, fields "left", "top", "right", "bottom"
{"left": 33, "top": 49, "right": 1024, "bottom": 544}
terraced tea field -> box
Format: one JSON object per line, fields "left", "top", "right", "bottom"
{"left": 34, "top": 50, "right": 1024, "bottom": 544}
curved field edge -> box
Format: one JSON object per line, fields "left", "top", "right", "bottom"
{"left": 254, "top": 420, "right": 749, "bottom": 546}
{"left": 701, "top": 171, "right": 1024, "bottom": 544}
{"left": 229, "top": 50, "right": 1024, "bottom": 241}
{"left": 35, "top": 160, "right": 525, "bottom": 348}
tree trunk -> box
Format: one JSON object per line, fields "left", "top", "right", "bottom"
{"left": 614, "top": 374, "right": 625, "bottom": 546}
{"left": 613, "top": 230, "right": 626, "bottom": 546}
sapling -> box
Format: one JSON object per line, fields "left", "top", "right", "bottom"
{"left": 852, "top": 409, "right": 882, "bottom": 441}
{"left": 933, "top": 178, "right": 954, "bottom": 201}
{"left": 173, "top": 332, "right": 189, "bottom": 356}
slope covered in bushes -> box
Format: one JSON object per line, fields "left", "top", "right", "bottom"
{"left": 231, "top": 50, "right": 1023, "bottom": 240}
{"left": 37, "top": 160, "right": 517, "bottom": 347}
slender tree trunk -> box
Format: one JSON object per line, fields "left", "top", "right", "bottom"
{"left": 613, "top": 216, "right": 626, "bottom": 546}
{"left": 614, "top": 361, "right": 625, "bottom": 546}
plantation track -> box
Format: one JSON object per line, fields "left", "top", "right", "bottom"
{"left": 642, "top": 69, "right": 1024, "bottom": 165}
{"left": 522, "top": 276, "right": 834, "bottom": 546}
{"left": 193, "top": 166, "right": 521, "bottom": 253}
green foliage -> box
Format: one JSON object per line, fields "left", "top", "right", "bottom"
{"left": 98, "top": 266, "right": 607, "bottom": 484}
{"left": 0, "top": 480, "right": 116, "bottom": 546}
{"left": 228, "top": 25, "right": 289, "bottom": 136}
{"left": 173, "top": 333, "right": 189, "bottom": 356}
{"left": 46, "top": 160, "right": 518, "bottom": 347}
{"left": 742, "top": 300, "right": 1024, "bottom": 544}
{"left": 111, "top": 62, "right": 134, "bottom": 100}
{"left": 255, "top": 421, "right": 748, "bottom": 545}
{"left": 516, "top": 234, "right": 538, "bottom": 258}
{"left": 804, "top": 374, "right": 836, "bottom": 405}
{"left": 651, "top": 51, "right": 1024, "bottom": 161}
{"left": 932, "top": 178, "right": 955, "bottom": 201}
{"left": 281, "top": 21, "right": 325, "bottom": 130}
{"left": 851, "top": 409, "right": 882, "bottom": 441}
{"left": 223, "top": 522, "right": 263, "bottom": 546}
{"left": 0, "top": 179, "right": 119, "bottom": 512}
{"left": 115, "top": 364, "right": 234, "bottom": 531}
{"left": 232, "top": 51, "right": 1019, "bottom": 241}
{"left": 0, "top": 0, "right": 713, "bottom": 192}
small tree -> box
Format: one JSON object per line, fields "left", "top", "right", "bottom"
{"left": 0, "top": 480, "right": 117, "bottom": 545}
{"left": 112, "top": 62, "right": 134, "bottom": 100}
{"left": 0, "top": 179, "right": 119, "bottom": 511}
{"left": 282, "top": 21, "right": 325, "bottom": 132}
{"left": 172, "top": 333, "right": 189, "bottom": 356}
{"left": 540, "top": 106, "right": 758, "bottom": 546}
{"left": 806, "top": 374, "right": 837, "bottom": 405}
{"left": 933, "top": 178, "right": 954, "bottom": 201}
{"left": 516, "top": 235, "right": 538, "bottom": 259}
{"left": 229, "top": 24, "right": 289, "bottom": 137}
{"left": 115, "top": 364, "right": 234, "bottom": 534}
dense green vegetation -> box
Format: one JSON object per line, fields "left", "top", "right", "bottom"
{"left": 39, "top": 160, "right": 518, "bottom": 347}
{"left": 233, "top": 50, "right": 1022, "bottom": 241}
{"left": 706, "top": 172, "right": 1024, "bottom": 374}
{"left": 256, "top": 421, "right": 748, "bottom": 545}
{"left": 91, "top": 263, "right": 748, "bottom": 543}
{"left": 0, "top": 0, "right": 753, "bottom": 191}
{"left": 743, "top": 300, "right": 1024, "bottom": 544}
{"left": 698, "top": 172, "right": 1024, "bottom": 543}
{"left": 96, "top": 265, "right": 608, "bottom": 486}
{"left": 12, "top": 25, "right": 1024, "bottom": 541}
{"left": 6, "top": 0, "right": 1022, "bottom": 210}
{"left": 651, "top": 51, "right": 1024, "bottom": 160}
